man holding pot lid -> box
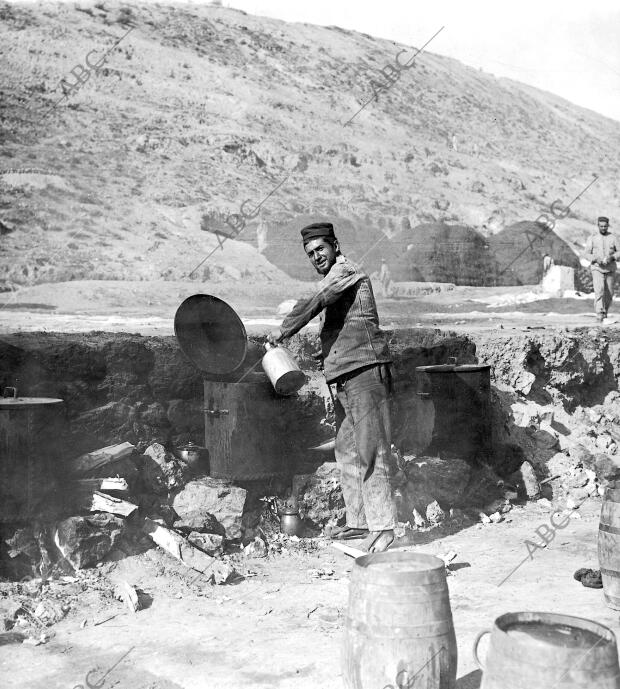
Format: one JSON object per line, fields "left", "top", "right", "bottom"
{"left": 269, "top": 221, "right": 397, "bottom": 553}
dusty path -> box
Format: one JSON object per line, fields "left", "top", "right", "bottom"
{"left": 0, "top": 500, "right": 614, "bottom": 689}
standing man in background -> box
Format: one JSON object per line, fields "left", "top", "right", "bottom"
{"left": 585, "top": 216, "right": 619, "bottom": 325}
{"left": 270, "top": 222, "right": 398, "bottom": 553}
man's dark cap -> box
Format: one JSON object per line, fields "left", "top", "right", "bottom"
{"left": 599, "top": 216, "right": 610, "bottom": 223}
{"left": 301, "top": 222, "right": 335, "bottom": 244}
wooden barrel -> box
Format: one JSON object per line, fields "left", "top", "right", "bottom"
{"left": 474, "top": 612, "right": 620, "bottom": 689}
{"left": 599, "top": 486, "right": 620, "bottom": 610}
{"left": 342, "top": 552, "right": 457, "bottom": 689}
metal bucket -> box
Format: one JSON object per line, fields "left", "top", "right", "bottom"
{"left": 174, "top": 294, "right": 247, "bottom": 376}
{"left": 474, "top": 612, "right": 620, "bottom": 688}
{"left": 261, "top": 343, "right": 306, "bottom": 396}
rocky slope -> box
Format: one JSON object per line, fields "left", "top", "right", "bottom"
{"left": 1, "top": 1, "right": 620, "bottom": 293}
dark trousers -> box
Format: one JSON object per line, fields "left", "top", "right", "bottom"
{"left": 331, "top": 364, "right": 397, "bottom": 531}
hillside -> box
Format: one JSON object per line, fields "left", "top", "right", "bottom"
{"left": 1, "top": 1, "right": 620, "bottom": 294}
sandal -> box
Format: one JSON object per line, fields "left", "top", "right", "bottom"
{"left": 573, "top": 568, "right": 603, "bottom": 589}
{"left": 328, "top": 526, "right": 369, "bottom": 541}
{"left": 361, "top": 530, "right": 395, "bottom": 553}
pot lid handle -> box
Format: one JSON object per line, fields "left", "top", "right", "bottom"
{"left": 3, "top": 387, "right": 17, "bottom": 398}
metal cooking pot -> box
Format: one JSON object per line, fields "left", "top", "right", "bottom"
{"left": 174, "top": 441, "right": 210, "bottom": 474}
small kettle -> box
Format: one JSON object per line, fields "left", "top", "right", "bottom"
{"left": 262, "top": 343, "right": 306, "bottom": 396}
{"left": 278, "top": 498, "right": 304, "bottom": 536}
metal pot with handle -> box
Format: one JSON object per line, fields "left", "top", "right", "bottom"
{"left": 262, "top": 343, "right": 306, "bottom": 396}
{"left": 174, "top": 441, "right": 210, "bottom": 475}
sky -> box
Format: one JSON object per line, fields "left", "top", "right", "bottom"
{"left": 219, "top": 0, "right": 620, "bottom": 122}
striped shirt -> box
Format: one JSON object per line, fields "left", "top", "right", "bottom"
{"left": 280, "top": 255, "right": 391, "bottom": 382}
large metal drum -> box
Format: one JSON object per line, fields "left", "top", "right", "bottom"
{"left": 204, "top": 376, "right": 291, "bottom": 481}
{"left": 415, "top": 363, "right": 491, "bottom": 461}
{"left": 0, "top": 388, "right": 65, "bottom": 521}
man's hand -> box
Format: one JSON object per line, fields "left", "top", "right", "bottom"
{"left": 267, "top": 330, "right": 283, "bottom": 346}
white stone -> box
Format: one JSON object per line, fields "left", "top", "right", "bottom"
{"left": 542, "top": 265, "right": 575, "bottom": 294}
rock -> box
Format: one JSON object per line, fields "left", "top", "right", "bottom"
{"left": 144, "top": 443, "right": 168, "bottom": 467}
{"left": 141, "top": 446, "right": 189, "bottom": 492}
{"left": 515, "top": 461, "right": 540, "bottom": 499}
{"left": 293, "top": 463, "right": 345, "bottom": 529}
{"left": 54, "top": 515, "right": 125, "bottom": 569}
{"left": 568, "top": 471, "right": 589, "bottom": 489}
{"left": 172, "top": 478, "right": 247, "bottom": 540}
{"left": 4, "top": 528, "right": 39, "bottom": 560}
{"left": 210, "top": 560, "right": 237, "bottom": 585}
{"left": 538, "top": 408, "right": 555, "bottom": 425}
{"left": 243, "top": 536, "right": 267, "bottom": 558}
{"left": 412, "top": 508, "right": 427, "bottom": 528}
{"left": 569, "top": 444, "right": 595, "bottom": 467}
{"left": 493, "top": 443, "right": 525, "bottom": 478}
{"left": 479, "top": 512, "right": 491, "bottom": 524}
{"left": 532, "top": 428, "right": 559, "bottom": 451}
{"left": 514, "top": 370, "right": 536, "bottom": 395}
{"left": 426, "top": 500, "right": 446, "bottom": 525}
{"left": 489, "top": 512, "right": 503, "bottom": 523}
{"left": 547, "top": 451, "right": 579, "bottom": 477}
{"left": 175, "top": 512, "right": 223, "bottom": 535}
{"left": 188, "top": 532, "right": 224, "bottom": 557}
{"left": 593, "top": 454, "right": 620, "bottom": 482}
{"left": 513, "top": 403, "right": 540, "bottom": 428}
{"left": 596, "top": 434, "right": 615, "bottom": 451}
{"left": 568, "top": 487, "right": 590, "bottom": 505}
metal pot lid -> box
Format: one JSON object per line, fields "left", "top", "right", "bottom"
{"left": 176, "top": 441, "right": 206, "bottom": 451}
{"left": 0, "top": 396, "right": 64, "bottom": 409}
{"left": 415, "top": 364, "right": 456, "bottom": 372}
{"left": 174, "top": 294, "right": 247, "bottom": 375}
{"left": 454, "top": 364, "right": 491, "bottom": 372}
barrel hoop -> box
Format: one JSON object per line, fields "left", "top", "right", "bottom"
{"left": 601, "top": 568, "right": 620, "bottom": 579}
{"left": 599, "top": 523, "right": 620, "bottom": 536}
{"left": 345, "top": 618, "right": 454, "bottom": 638}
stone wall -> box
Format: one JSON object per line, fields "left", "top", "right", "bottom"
{"left": 0, "top": 328, "right": 476, "bottom": 477}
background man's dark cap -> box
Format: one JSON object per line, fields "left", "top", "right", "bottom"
{"left": 301, "top": 222, "right": 336, "bottom": 243}
{"left": 599, "top": 216, "right": 610, "bottom": 223}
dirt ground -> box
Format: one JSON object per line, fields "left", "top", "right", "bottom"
{"left": 0, "top": 280, "right": 610, "bottom": 336}
{"left": 0, "top": 499, "right": 613, "bottom": 689}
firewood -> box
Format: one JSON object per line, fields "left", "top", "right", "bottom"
{"left": 67, "top": 442, "right": 135, "bottom": 477}
{"left": 142, "top": 518, "right": 215, "bottom": 574}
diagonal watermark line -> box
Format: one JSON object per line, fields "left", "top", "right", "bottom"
{"left": 188, "top": 27, "right": 443, "bottom": 274}
{"left": 33, "top": 26, "right": 134, "bottom": 127}
{"left": 497, "top": 496, "right": 592, "bottom": 587}
{"left": 187, "top": 173, "right": 291, "bottom": 278}
{"left": 342, "top": 26, "right": 445, "bottom": 127}
{"left": 548, "top": 635, "right": 605, "bottom": 689}
{"left": 561, "top": 175, "right": 599, "bottom": 214}
{"left": 496, "top": 553, "right": 531, "bottom": 588}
